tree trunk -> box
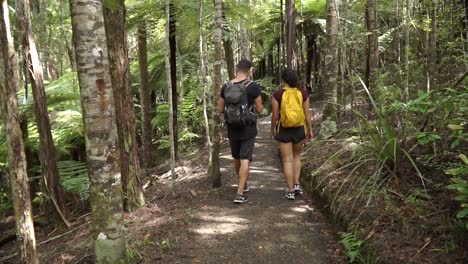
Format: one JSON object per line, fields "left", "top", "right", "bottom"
{"left": 323, "top": 0, "right": 339, "bottom": 121}
{"left": 365, "top": 0, "right": 379, "bottom": 90}
{"left": 209, "top": 0, "right": 223, "bottom": 188}
{"left": 16, "top": 0, "right": 69, "bottom": 226}
{"left": 138, "top": 23, "right": 153, "bottom": 170}
{"left": 428, "top": 0, "right": 438, "bottom": 90}
{"left": 280, "top": 0, "right": 286, "bottom": 66}
{"left": 69, "top": 0, "right": 126, "bottom": 262}
{"left": 165, "top": 0, "right": 177, "bottom": 182}
{"left": 169, "top": 3, "right": 178, "bottom": 157}
{"left": 103, "top": 0, "right": 144, "bottom": 211}
{"left": 239, "top": 0, "right": 251, "bottom": 60}
{"left": 306, "top": 33, "right": 316, "bottom": 88}
{"left": 199, "top": 0, "right": 212, "bottom": 147}
{"left": 0, "top": 1, "right": 39, "bottom": 262}
{"left": 404, "top": 0, "right": 410, "bottom": 101}
{"left": 286, "top": 0, "right": 298, "bottom": 70}
{"left": 222, "top": 14, "right": 235, "bottom": 80}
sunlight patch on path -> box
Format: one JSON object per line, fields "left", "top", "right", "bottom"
{"left": 191, "top": 207, "right": 249, "bottom": 236}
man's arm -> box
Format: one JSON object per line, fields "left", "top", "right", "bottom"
{"left": 254, "top": 96, "right": 263, "bottom": 113}
{"left": 218, "top": 97, "right": 225, "bottom": 113}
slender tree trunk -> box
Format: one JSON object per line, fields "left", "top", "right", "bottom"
{"left": 169, "top": 3, "right": 178, "bottom": 157}
{"left": 286, "top": 0, "right": 298, "bottom": 70}
{"left": 138, "top": 23, "right": 153, "bottom": 170}
{"left": 209, "top": 0, "right": 223, "bottom": 188}
{"left": 165, "top": 0, "right": 177, "bottom": 181}
{"left": 365, "top": 0, "right": 379, "bottom": 90}
{"left": 404, "top": 0, "right": 410, "bottom": 101}
{"left": 199, "top": 0, "right": 212, "bottom": 147}
{"left": 69, "top": 0, "right": 126, "bottom": 262}
{"left": 239, "top": 0, "right": 251, "bottom": 60}
{"left": 222, "top": 14, "right": 235, "bottom": 80}
{"left": 59, "top": 6, "right": 76, "bottom": 71}
{"left": 280, "top": 0, "right": 286, "bottom": 66}
{"left": 16, "top": 0, "right": 69, "bottom": 226}
{"left": 277, "top": 36, "right": 281, "bottom": 83}
{"left": 103, "top": 0, "right": 144, "bottom": 211}
{"left": 0, "top": 1, "right": 38, "bottom": 262}
{"left": 428, "top": 0, "right": 438, "bottom": 90}
{"left": 306, "top": 33, "right": 315, "bottom": 88}
{"left": 323, "top": 0, "right": 339, "bottom": 121}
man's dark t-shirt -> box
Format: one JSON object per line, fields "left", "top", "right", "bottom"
{"left": 221, "top": 80, "right": 261, "bottom": 140}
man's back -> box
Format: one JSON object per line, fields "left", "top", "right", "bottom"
{"left": 221, "top": 79, "right": 261, "bottom": 140}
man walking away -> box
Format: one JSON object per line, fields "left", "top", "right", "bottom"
{"left": 218, "top": 59, "right": 263, "bottom": 204}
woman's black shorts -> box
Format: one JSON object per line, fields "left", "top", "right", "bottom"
{"left": 275, "top": 125, "right": 306, "bottom": 144}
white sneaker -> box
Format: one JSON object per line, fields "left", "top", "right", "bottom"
{"left": 293, "top": 184, "right": 303, "bottom": 195}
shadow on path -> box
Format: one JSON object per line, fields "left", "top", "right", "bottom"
{"left": 173, "top": 119, "right": 342, "bottom": 264}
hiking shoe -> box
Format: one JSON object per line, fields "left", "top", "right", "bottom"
{"left": 234, "top": 194, "right": 249, "bottom": 204}
{"left": 293, "top": 184, "right": 303, "bottom": 195}
{"left": 243, "top": 185, "right": 250, "bottom": 193}
{"left": 285, "top": 192, "right": 295, "bottom": 200}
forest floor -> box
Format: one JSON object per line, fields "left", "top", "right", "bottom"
{"left": 0, "top": 118, "right": 346, "bottom": 264}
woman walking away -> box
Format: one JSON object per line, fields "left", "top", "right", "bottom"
{"left": 271, "top": 69, "right": 313, "bottom": 200}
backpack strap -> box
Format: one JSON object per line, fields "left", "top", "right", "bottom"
{"left": 243, "top": 80, "right": 253, "bottom": 88}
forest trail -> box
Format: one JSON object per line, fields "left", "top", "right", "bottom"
{"left": 148, "top": 118, "right": 342, "bottom": 264}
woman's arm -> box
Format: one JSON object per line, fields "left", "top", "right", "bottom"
{"left": 271, "top": 97, "right": 279, "bottom": 138}
{"left": 303, "top": 97, "right": 314, "bottom": 139}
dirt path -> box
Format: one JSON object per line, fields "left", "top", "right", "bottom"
{"left": 144, "top": 119, "right": 343, "bottom": 263}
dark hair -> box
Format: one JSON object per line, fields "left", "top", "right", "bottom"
{"left": 236, "top": 59, "right": 252, "bottom": 73}
{"left": 281, "top": 68, "right": 300, "bottom": 88}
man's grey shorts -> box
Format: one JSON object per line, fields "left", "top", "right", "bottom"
{"left": 228, "top": 137, "right": 256, "bottom": 161}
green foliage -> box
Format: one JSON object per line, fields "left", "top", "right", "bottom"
{"left": 0, "top": 124, "right": 7, "bottom": 167}
{"left": 58, "top": 160, "right": 89, "bottom": 201}
{"left": 339, "top": 232, "right": 377, "bottom": 264}
{"left": 32, "top": 192, "right": 49, "bottom": 206}
{"left": 320, "top": 118, "right": 337, "bottom": 139}
{"left": 447, "top": 154, "right": 468, "bottom": 230}
{"left": 303, "top": 0, "right": 327, "bottom": 18}
{"left": 126, "top": 237, "right": 155, "bottom": 262}
{"left": 12, "top": 73, "right": 85, "bottom": 159}
{"left": 152, "top": 103, "right": 170, "bottom": 135}
{"left": 415, "top": 132, "right": 441, "bottom": 145}
{"left": 402, "top": 87, "right": 468, "bottom": 151}
{"left": 0, "top": 186, "right": 12, "bottom": 217}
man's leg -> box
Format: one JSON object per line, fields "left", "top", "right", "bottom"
{"left": 279, "top": 142, "right": 294, "bottom": 192}
{"left": 236, "top": 137, "right": 255, "bottom": 195}
{"left": 234, "top": 159, "right": 241, "bottom": 175}
{"left": 292, "top": 142, "right": 304, "bottom": 185}
{"left": 237, "top": 159, "right": 250, "bottom": 195}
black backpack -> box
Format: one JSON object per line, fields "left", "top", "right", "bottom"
{"left": 224, "top": 80, "right": 254, "bottom": 127}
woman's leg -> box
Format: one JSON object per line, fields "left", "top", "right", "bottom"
{"left": 292, "top": 142, "right": 304, "bottom": 185}
{"left": 279, "top": 142, "right": 294, "bottom": 192}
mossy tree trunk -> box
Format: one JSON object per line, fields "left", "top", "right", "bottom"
{"left": 239, "top": 0, "right": 251, "bottom": 60}
{"left": 103, "top": 0, "right": 144, "bottom": 211}
{"left": 323, "top": 0, "right": 339, "bottom": 121}
{"left": 0, "top": 1, "right": 39, "bottom": 262}
{"left": 209, "top": 0, "right": 223, "bottom": 188}
{"left": 69, "top": 0, "right": 126, "bottom": 262}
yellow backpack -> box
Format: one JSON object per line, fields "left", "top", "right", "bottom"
{"left": 280, "top": 86, "right": 305, "bottom": 128}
